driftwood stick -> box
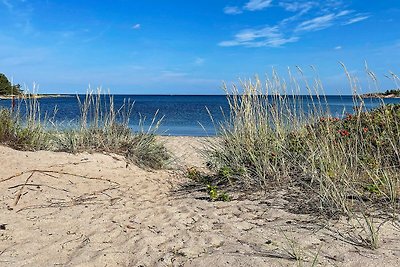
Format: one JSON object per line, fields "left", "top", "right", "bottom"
{"left": 0, "top": 171, "right": 26, "bottom": 183}
{"left": 13, "top": 171, "right": 35, "bottom": 206}
{"left": 37, "top": 170, "right": 119, "bottom": 185}
{"left": 8, "top": 183, "right": 69, "bottom": 192}
{"left": 1, "top": 169, "right": 119, "bottom": 185}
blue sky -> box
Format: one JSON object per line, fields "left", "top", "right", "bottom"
{"left": 0, "top": 0, "right": 399, "bottom": 94}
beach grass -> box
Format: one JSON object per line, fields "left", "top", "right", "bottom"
{"left": 205, "top": 68, "right": 400, "bottom": 221}
{"left": 0, "top": 91, "right": 169, "bottom": 169}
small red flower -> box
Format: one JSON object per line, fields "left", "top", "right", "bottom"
{"left": 345, "top": 114, "right": 353, "bottom": 121}
{"left": 338, "top": 129, "right": 350, "bottom": 137}
{"left": 363, "top": 127, "right": 368, "bottom": 133}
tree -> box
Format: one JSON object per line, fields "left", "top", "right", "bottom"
{"left": 0, "top": 73, "right": 22, "bottom": 95}
{"left": 12, "top": 83, "right": 22, "bottom": 94}
{"left": 384, "top": 89, "right": 400, "bottom": 96}
{"left": 0, "top": 73, "right": 12, "bottom": 95}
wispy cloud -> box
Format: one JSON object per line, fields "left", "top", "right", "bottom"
{"left": 224, "top": 0, "right": 273, "bottom": 15}
{"left": 334, "top": 46, "right": 342, "bottom": 50}
{"left": 244, "top": 0, "right": 273, "bottom": 11}
{"left": 132, "top": 23, "right": 141, "bottom": 30}
{"left": 279, "top": 1, "right": 316, "bottom": 13}
{"left": 343, "top": 15, "right": 370, "bottom": 25}
{"left": 219, "top": 26, "right": 298, "bottom": 48}
{"left": 295, "top": 10, "right": 354, "bottom": 32}
{"left": 223, "top": 6, "right": 242, "bottom": 15}
{"left": 295, "top": 13, "right": 336, "bottom": 32}
{"left": 219, "top": 0, "right": 371, "bottom": 48}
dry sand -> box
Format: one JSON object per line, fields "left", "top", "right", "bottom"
{"left": 0, "top": 136, "right": 399, "bottom": 266}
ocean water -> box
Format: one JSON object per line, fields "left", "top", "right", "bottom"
{"left": 1, "top": 95, "right": 400, "bottom": 136}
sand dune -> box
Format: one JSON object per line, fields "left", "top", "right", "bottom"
{"left": 1, "top": 137, "right": 399, "bottom": 266}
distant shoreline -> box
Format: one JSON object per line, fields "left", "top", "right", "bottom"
{"left": 360, "top": 93, "right": 400, "bottom": 99}
{"left": 1, "top": 93, "right": 400, "bottom": 99}
{"left": 0, "top": 94, "right": 73, "bottom": 100}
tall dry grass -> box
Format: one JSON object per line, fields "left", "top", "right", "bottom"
{"left": 0, "top": 88, "right": 51, "bottom": 150}
{"left": 206, "top": 68, "right": 400, "bottom": 218}
{"left": 0, "top": 90, "right": 169, "bottom": 169}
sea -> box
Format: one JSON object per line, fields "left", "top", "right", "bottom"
{"left": 1, "top": 95, "right": 400, "bottom": 136}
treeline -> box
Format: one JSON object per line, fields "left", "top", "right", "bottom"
{"left": 0, "top": 73, "right": 22, "bottom": 95}
{"left": 384, "top": 89, "right": 400, "bottom": 96}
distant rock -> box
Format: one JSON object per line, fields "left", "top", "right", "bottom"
{"left": 361, "top": 89, "right": 400, "bottom": 98}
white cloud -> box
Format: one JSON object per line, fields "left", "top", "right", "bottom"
{"left": 219, "top": 1, "right": 369, "bottom": 49}
{"left": 280, "top": 1, "right": 316, "bottom": 12}
{"left": 295, "top": 13, "right": 336, "bottom": 32}
{"left": 244, "top": 0, "right": 273, "bottom": 11}
{"left": 334, "top": 46, "right": 342, "bottom": 50}
{"left": 343, "top": 15, "right": 370, "bottom": 25}
{"left": 294, "top": 10, "right": 353, "bottom": 32}
{"left": 219, "top": 26, "right": 299, "bottom": 48}
{"left": 337, "top": 10, "right": 353, "bottom": 17}
{"left": 223, "top": 6, "right": 242, "bottom": 15}
{"left": 132, "top": 24, "right": 141, "bottom": 30}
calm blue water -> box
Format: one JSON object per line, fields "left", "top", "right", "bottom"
{"left": 1, "top": 95, "right": 400, "bottom": 136}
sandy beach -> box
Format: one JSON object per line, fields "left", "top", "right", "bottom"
{"left": 1, "top": 0, "right": 399, "bottom": 265}
{"left": 0, "top": 136, "right": 398, "bottom": 267}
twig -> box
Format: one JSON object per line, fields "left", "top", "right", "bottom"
{"left": 0, "top": 171, "right": 26, "bottom": 183}
{"left": 13, "top": 171, "right": 35, "bottom": 206}
{"left": 8, "top": 183, "right": 69, "bottom": 192}
{"left": 1, "top": 169, "right": 119, "bottom": 185}
{"left": 61, "top": 234, "right": 84, "bottom": 249}
{"left": 15, "top": 185, "right": 120, "bottom": 212}
{"left": 46, "top": 160, "right": 91, "bottom": 168}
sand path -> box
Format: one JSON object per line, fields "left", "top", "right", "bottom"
{"left": 1, "top": 137, "right": 399, "bottom": 266}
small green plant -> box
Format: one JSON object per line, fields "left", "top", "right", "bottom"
{"left": 206, "top": 184, "right": 231, "bottom": 202}
{"left": 207, "top": 184, "right": 218, "bottom": 200}
{"left": 365, "top": 183, "right": 381, "bottom": 195}
{"left": 218, "top": 166, "right": 233, "bottom": 180}
{"left": 218, "top": 191, "right": 231, "bottom": 202}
